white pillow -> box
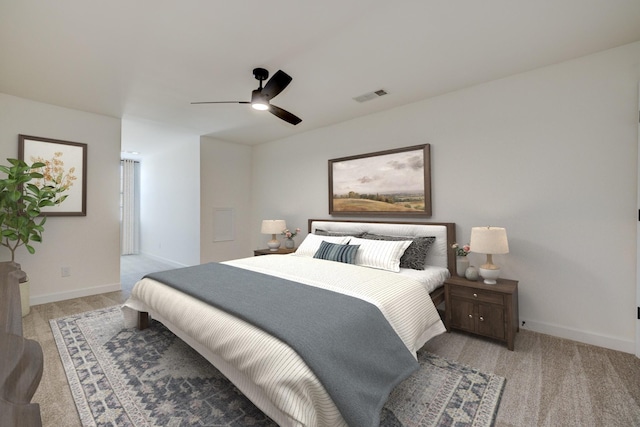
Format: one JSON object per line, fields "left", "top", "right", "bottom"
{"left": 348, "top": 237, "right": 412, "bottom": 272}
{"left": 294, "top": 234, "right": 350, "bottom": 257}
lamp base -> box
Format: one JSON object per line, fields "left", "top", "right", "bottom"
{"left": 267, "top": 238, "right": 280, "bottom": 251}
{"left": 479, "top": 267, "right": 500, "bottom": 284}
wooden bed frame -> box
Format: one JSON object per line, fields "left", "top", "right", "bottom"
{"left": 139, "top": 219, "right": 456, "bottom": 329}
{"left": 138, "top": 218, "right": 456, "bottom": 330}
{"left": 130, "top": 218, "right": 456, "bottom": 425}
{"left": 307, "top": 218, "right": 456, "bottom": 309}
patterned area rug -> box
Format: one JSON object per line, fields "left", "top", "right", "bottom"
{"left": 51, "top": 306, "right": 505, "bottom": 426}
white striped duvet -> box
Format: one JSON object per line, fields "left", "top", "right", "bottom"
{"left": 122, "top": 255, "right": 446, "bottom": 427}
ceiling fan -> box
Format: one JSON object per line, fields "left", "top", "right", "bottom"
{"left": 192, "top": 68, "right": 302, "bottom": 125}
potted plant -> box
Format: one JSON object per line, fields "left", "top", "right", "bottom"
{"left": 0, "top": 158, "right": 70, "bottom": 316}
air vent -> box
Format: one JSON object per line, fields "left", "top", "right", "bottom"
{"left": 353, "top": 89, "right": 388, "bottom": 103}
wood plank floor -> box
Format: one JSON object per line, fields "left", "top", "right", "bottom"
{"left": 423, "top": 327, "right": 640, "bottom": 426}
{"left": 20, "top": 259, "right": 640, "bottom": 426}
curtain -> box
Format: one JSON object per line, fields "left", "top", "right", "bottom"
{"left": 121, "top": 159, "right": 140, "bottom": 255}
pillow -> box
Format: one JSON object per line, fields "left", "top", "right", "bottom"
{"left": 361, "top": 233, "right": 436, "bottom": 270}
{"left": 315, "top": 228, "right": 364, "bottom": 238}
{"left": 347, "top": 237, "right": 412, "bottom": 272}
{"left": 313, "top": 241, "right": 359, "bottom": 264}
{"left": 294, "top": 234, "right": 350, "bottom": 257}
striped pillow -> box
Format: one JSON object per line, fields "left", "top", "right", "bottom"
{"left": 348, "top": 237, "right": 412, "bottom": 272}
{"left": 313, "top": 241, "right": 359, "bottom": 264}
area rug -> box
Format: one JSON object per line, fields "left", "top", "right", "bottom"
{"left": 51, "top": 306, "right": 505, "bottom": 426}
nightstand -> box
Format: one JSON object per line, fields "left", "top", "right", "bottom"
{"left": 444, "top": 275, "right": 519, "bottom": 350}
{"left": 253, "top": 248, "right": 296, "bottom": 256}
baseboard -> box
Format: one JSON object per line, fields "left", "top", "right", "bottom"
{"left": 138, "top": 251, "right": 188, "bottom": 268}
{"left": 521, "top": 318, "right": 635, "bottom": 354}
{"left": 30, "top": 282, "right": 122, "bottom": 306}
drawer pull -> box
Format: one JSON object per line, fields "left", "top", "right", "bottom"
{"left": 473, "top": 293, "right": 478, "bottom": 298}
{"left": 479, "top": 316, "right": 485, "bottom": 322}
{"left": 468, "top": 314, "right": 473, "bottom": 318}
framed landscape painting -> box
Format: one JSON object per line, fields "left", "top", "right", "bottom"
{"left": 329, "top": 144, "right": 431, "bottom": 217}
{"left": 19, "top": 135, "right": 87, "bottom": 216}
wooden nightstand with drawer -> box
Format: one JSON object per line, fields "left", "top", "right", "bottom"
{"left": 444, "top": 275, "right": 519, "bottom": 350}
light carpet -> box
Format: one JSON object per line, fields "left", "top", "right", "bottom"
{"left": 50, "top": 306, "right": 505, "bottom": 426}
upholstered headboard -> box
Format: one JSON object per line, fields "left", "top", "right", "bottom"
{"left": 308, "top": 219, "right": 456, "bottom": 274}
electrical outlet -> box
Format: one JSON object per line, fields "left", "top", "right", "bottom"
{"left": 61, "top": 266, "right": 71, "bottom": 277}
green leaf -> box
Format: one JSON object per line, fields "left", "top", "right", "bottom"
{"left": 0, "top": 156, "right": 72, "bottom": 258}
{"left": 9, "top": 191, "right": 21, "bottom": 202}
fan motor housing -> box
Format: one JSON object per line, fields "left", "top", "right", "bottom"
{"left": 253, "top": 68, "right": 269, "bottom": 81}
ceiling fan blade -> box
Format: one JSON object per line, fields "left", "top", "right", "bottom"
{"left": 261, "top": 70, "right": 292, "bottom": 101}
{"left": 191, "top": 101, "right": 250, "bottom": 104}
{"left": 269, "top": 104, "right": 302, "bottom": 125}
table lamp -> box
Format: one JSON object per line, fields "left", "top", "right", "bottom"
{"left": 469, "top": 226, "right": 509, "bottom": 284}
{"left": 261, "top": 220, "right": 286, "bottom": 251}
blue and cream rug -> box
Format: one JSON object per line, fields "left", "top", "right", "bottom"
{"left": 51, "top": 306, "right": 505, "bottom": 426}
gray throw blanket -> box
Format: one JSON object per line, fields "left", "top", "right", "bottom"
{"left": 145, "top": 262, "right": 418, "bottom": 427}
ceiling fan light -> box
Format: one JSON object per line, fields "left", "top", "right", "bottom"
{"left": 251, "top": 102, "right": 269, "bottom": 111}
{"left": 251, "top": 90, "right": 269, "bottom": 110}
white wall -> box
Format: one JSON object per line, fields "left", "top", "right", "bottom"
{"left": 122, "top": 118, "right": 201, "bottom": 266}
{"left": 200, "top": 136, "right": 253, "bottom": 262}
{"left": 0, "top": 93, "right": 121, "bottom": 303}
{"left": 252, "top": 41, "right": 640, "bottom": 353}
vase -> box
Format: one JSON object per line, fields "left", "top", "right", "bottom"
{"left": 456, "top": 256, "right": 469, "bottom": 277}
{"left": 284, "top": 238, "right": 295, "bottom": 249}
{"left": 465, "top": 266, "right": 479, "bottom": 281}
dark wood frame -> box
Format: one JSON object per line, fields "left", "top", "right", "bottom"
{"left": 18, "top": 135, "right": 87, "bottom": 216}
{"left": 328, "top": 144, "right": 431, "bottom": 217}
{"left": 307, "top": 218, "right": 456, "bottom": 309}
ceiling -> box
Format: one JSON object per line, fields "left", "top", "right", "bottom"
{"left": 2, "top": 1, "right": 640, "bottom": 154}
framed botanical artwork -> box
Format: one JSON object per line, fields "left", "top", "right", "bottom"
{"left": 328, "top": 144, "right": 431, "bottom": 217}
{"left": 19, "top": 135, "right": 87, "bottom": 216}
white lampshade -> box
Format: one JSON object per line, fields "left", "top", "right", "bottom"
{"left": 261, "top": 219, "right": 286, "bottom": 234}
{"left": 469, "top": 227, "right": 509, "bottom": 255}
{"left": 261, "top": 220, "right": 286, "bottom": 251}
{"left": 469, "top": 226, "right": 509, "bottom": 284}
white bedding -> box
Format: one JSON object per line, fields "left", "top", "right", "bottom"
{"left": 398, "top": 265, "right": 450, "bottom": 293}
{"left": 122, "top": 254, "right": 447, "bottom": 427}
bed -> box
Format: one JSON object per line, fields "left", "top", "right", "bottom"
{"left": 122, "top": 219, "right": 456, "bottom": 427}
